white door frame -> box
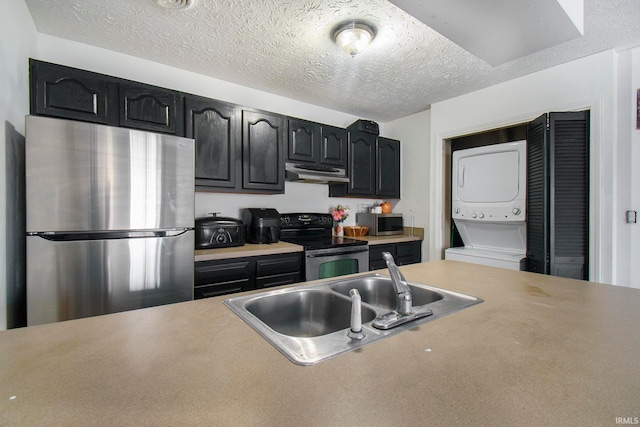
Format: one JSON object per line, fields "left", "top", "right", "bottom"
{"left": 429, "top": 99, "right": 607, "bottom": 284}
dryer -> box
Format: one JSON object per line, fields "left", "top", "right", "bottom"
{"left": 445, "top": 141, "right": 527, "bottom": 270}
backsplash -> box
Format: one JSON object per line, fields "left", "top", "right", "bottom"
{"left": 195, "top": 181, "right": 386, "bottom": 226}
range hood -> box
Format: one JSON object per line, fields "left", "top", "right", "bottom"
{"left": 285, "top": 162, "right": 350, "bottom": 184}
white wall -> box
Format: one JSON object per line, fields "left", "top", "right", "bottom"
{"left": 615, "top": 48, "right": 633, "bottom": 287}
{"left": 0, "top": 1, "right": 38, "bottom": 330}
{"left": 195, "top": 183, "right": 382, "bottom": 226}
{"left": 627, "top": 47, "right": 640, "bottom": 288}
{"left": 429, "top": 50, "right": 618, "bottom": 285}
{"left": 383, "top": 109, "right": 431, "bottom": 252}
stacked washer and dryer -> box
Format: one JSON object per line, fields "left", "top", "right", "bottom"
{"left": 444, "top": 140, "right": 527, "bottom": 270}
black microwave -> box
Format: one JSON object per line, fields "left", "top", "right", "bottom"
{"left": 356, "top": 213, "right": 404, "bottom": 236}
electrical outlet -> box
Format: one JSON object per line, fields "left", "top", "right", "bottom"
{"left": 626, "top": 210, "right": 637, "bottom": 224}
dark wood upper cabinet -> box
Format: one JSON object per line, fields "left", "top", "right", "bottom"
{"left": 288, "top": 118, "right": 320, "bottom": 164}
{"left": 185, "top": 96, "right": 240, "bottom": 189}
{"left": 376, "top": 137, "right": 401, "bottom": 198}
{"left": 242, "top": 109, "right": 285, "bottom": 193}
{"left": 329, "top": 132, "right": 401, "bottom": 199}
{"left": 320, "top": 125, "right": 348, "bottom": 168}
{"left": 30, "top": 60, "right": 183, "bottom": 135}
{"left": 119, "top": 83, "right": 183, "bottom": 135}
{"left": 287, "top": 118, "right": 348, "bottom": 171}
{"left": 347, "top": 131, "right": 377, "bottom": 196}
{"left": 30, "top": 59, "right": 118, "bottom": 126}
{"left": 33, "top": 60, "right": 406, "bottom": 197}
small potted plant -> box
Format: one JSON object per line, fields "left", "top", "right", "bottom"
{"left": 330, "top": 205, "right": 350, "bottom": 237}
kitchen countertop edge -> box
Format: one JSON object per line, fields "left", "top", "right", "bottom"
{"left": 195, "top": 233, "right": 424, "bottom": 261}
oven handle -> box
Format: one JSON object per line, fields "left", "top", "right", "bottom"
{"left": 306, "top": 246, "right": 369, "bottom": 258}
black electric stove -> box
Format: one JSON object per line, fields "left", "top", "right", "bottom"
{"left": 279, "top": 213, "right": 368, "bottom": 250}
{"left": 280, "top": 213, "right": 369, "bottom": 281}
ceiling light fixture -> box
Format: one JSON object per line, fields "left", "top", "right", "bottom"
{"left": 332, "top": 20, "right": 376, "bottom": 57}
{"left": 154, "top": 0, "right": 196, "bottom": 10}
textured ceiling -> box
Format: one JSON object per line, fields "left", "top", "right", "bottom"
{"left": 389, "top": 0, "right": 585, "bottom": 66}
{"left": 24, "top": 0, "right": 640, "bottom": 122}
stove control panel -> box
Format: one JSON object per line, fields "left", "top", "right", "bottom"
{"left": 280, "top": 213, "right": 333, "bottom": 229}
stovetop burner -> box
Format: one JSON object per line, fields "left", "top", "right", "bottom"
{"left": 281, "top": 235, "right": 366, "bottom": 250}
{"left": 279, "top": 213, "right": 367, "bottom": 251}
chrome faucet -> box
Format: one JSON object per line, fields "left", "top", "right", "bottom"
{"left": 381, "top": 251, "right": 413, "bottom": 315}
{"left": 372, "top": 252, "right": 434, "bottom": 330}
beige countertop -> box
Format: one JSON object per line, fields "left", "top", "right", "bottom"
{"left": 1, "top": 261, "right": 639, "bottom": 425}
{"left": 353, "top": 234, "right": 422, "bottom": 245}
{"left": 194, "top": 230, "right": 423, "bottom": 261}
{"left": 195, "top": 241, "right": 303, "bottom": 262}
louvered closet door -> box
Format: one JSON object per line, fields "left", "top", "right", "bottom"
{"left": 526, "top": 114, "right": 549, "bottom": 275}
{"left": 549, "top": 111, "right": 590, "bottom": 280}
{"left": 525, "top": 111, "right": 589, "bottom": 280}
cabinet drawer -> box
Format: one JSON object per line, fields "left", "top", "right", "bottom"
{"left": 396, "top": 256, "right": 415, "bottom": 266}
{"left": 369, "top": 260, "right": 388, "bottom": 271}
{"left": 194, "top": 281, "right": 249, "bottom": 299}
{"left": 369, "top": 244, "right": 396, "bottom": 261}
{"left": 256, "top": 272, "right": 303, "bottom": 289}
{"left": 255, "top": 253, "right": 302, "bottom": 277}
{"left": 396, "top": 242, "right": 416, "bottom": 258}
{"left": 194, "top": 260, "right": 251, "bottom": 286}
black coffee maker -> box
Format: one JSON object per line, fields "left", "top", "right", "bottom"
{"left": 243, "top": 208, "right": 280, "bottom": 244}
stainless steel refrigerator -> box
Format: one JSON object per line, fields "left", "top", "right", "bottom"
{"left": 26, "top": 116, "right": 195, "bottom": 326}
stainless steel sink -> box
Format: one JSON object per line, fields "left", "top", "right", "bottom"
{"left": 224, "top": 273, "right": 482, "bottom": 365}
{"left": 246, "top": 290, "right": 377, "bottom": 337}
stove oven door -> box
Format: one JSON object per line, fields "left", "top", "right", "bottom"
{"left": 305, "top": 245, "right": 369, "bottom": 281}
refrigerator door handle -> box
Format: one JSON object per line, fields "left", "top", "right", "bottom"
{"left": 29, "top": 229, "right": 192, "bottom": 241}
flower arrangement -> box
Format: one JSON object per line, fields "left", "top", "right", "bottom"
{"left": 330, "top": 205, "right": 350, "bottom": 222}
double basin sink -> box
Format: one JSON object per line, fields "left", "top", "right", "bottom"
{"left": 224, "top": 273, "right": 482, "bottom": 365}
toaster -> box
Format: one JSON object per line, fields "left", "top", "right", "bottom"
{"left": 195, "top": 214, "right": 245, "bottom": 249}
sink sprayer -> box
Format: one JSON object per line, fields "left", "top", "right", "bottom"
{"left": 347, "top": 289, "right": 366, "bottom": 340}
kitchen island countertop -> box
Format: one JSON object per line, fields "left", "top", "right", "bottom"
{"left": 1, "top": 261, "right": 639, "bottom": 425}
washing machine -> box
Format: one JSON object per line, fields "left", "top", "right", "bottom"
{"left": 444, "top": 140, "right": 527, "bottom": 270}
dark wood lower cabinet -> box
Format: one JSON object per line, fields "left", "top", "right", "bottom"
{"left": 194, "top": 252, "right": 303, "bottom": 299}
{"left": 369, "top": 241, "right": 422, "bottom": 271}
{"left": 255, "top": 254, "right": 304, "bottom": 288}
{"left": 194, "top": 259, "right": 252, "bottom": 299}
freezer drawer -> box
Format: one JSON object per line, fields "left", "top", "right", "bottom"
{"left": 27, "top": 231, "right": 194, "bottom": 326}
